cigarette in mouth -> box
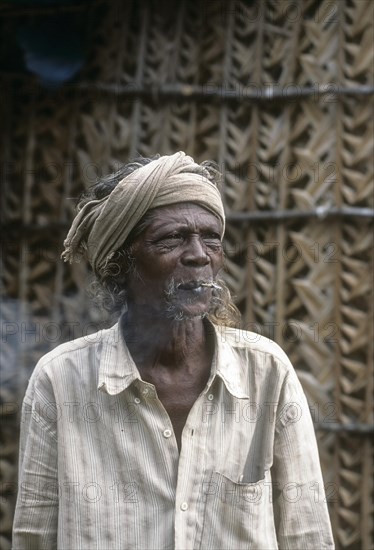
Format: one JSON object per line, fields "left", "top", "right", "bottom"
{"left": 200, "top": 282, "right": 222, "bottom": 290}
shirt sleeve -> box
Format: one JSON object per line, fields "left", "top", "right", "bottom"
{"left": 272, "top": 370, "right": 335, "bottom": 550}
{"left": 12, "top": 366, "right": 58, "bottom": 550}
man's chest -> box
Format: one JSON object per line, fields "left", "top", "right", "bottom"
{"left": 143, "top": 375, "right": 205, "bottom": 450}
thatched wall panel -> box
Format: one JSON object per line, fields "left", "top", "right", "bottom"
{"left": 1, "top": 1, "right": 373, "bottom": 548}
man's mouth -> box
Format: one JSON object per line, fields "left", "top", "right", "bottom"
{"left": 176, "top": 281, "right": 222, "bottom": 291}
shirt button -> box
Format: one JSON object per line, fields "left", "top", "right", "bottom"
{"left": 134, "top": 398, "right": 141, "bottom": 404}
{"left": 142, "top": 388, "right": 149, "bottom": 395}
{"left": 180, "top": 502, "right": 188, "bottom": 511}
{"left": 207, "top": 394, "right": 214, "bottom": 401}
{"left": 163, "top": 429, "right": 172, "bottom": 438}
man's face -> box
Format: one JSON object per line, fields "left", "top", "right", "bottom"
{"left": 126, "top": 203, "right": 224, "bottom": 320}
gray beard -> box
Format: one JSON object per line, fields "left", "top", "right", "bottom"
{"left": 163, "top": 277, "right": 221, "bottom": 322}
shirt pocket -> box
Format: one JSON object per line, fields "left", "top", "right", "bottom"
{"left": 197, "top": 470, "right": 278, "bottom": 550}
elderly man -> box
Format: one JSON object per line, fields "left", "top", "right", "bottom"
{"left": 13, "top": 152, "right": 334, "bottom": 549}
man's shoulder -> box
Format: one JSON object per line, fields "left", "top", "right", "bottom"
{"left": 214, "top": 324, "right": 293, "bottom": 369}
{"left": 32, "top": 324, "right": 118, "bottom": 375}
{"left": 24, "top": 324, "right": 119, "bottom": 398}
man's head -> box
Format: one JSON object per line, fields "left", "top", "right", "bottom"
{"left": 125, "top": 202, "right": 224, "bottom": 321}
{"left": 62, "top": 152, "right": 240, "bottom": 326}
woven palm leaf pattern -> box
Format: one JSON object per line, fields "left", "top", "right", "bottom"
{"left": 0, "top": 1, "right": 373, "bottom": 548}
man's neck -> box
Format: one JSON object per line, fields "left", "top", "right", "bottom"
{"left": 121, "top": 306, "right": 211, "bottom": 372}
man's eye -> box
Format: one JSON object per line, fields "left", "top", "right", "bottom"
{"left": 203, "top": 233, "right": 222, "bottom": 244}
{"left": 157, "top": 234, "right": 183, "bottom": 247}
{"left": 164, "top": 234, "right": 183, "bottom": 241}
{"left": 203, "top": 233, "right": 220, "bottom": 240}
{"left": 156, "top": 233, "right": 181, "bottom": 241}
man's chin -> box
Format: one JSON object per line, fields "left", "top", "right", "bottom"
{"left": 164, "top": 302, "right": 211, "bottom": 322}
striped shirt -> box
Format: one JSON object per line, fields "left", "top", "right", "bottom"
{"left": 12, "top": 320, "right": 334, "bottom": 549}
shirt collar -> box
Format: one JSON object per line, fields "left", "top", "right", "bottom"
{"left": 210, "top": 323, "right": 250, "bottom": 399}
{"left": 98, "top": 319, "right": 249, "bottom": 399}
{"left": 97, "top": 322, "right": 141, "bottom": 395}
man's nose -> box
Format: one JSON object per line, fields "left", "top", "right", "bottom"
{"left": 181, "top": 236, "right": 209, "bottom": 266}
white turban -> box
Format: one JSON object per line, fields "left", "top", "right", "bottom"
{"left": 62, "top": 151, "right": 225, "bottom": 274}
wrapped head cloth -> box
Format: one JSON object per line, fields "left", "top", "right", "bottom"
{"left": 62, "top": 151, "right": 225, "bottom": 274}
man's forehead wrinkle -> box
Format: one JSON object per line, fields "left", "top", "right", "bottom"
{"left": 145, "top": 208, "right": 222, "bottom": 235}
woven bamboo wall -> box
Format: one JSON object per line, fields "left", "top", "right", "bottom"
{"left": 1, "top": 1, "right": 373, "bottom": 549}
